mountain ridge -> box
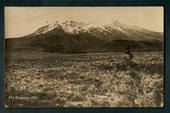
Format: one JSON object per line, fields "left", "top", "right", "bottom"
{"left": 5, "top": 20, "right": 163, "bottom": 53}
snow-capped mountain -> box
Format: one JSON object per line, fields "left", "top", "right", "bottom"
{"left": 30, "top": 20, "right": 162, "bottom": 41}
{"left": 32, "top": 20, "right": 102, "bottom": 36}
{"left": 6, "top": 20, "right": 163, "bottom": 53}
{"left": 34, "top": 21, "right": 61, "bottom": 35}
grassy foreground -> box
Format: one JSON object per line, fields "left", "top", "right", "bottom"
{"left": 5, "top": 51, "right": 163, "bottom": 107}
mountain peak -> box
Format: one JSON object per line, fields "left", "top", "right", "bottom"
{"left": 61, "top": 20, "right": 84, "bottom": 34}
{"left": 33, "top": 21, "right": 61, "bottom": 35}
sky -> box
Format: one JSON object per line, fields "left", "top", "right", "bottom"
{"left": 5, "top": 7, "right": 163, "bottom": 38}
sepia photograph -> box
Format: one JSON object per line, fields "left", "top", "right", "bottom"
{"left": 5, "top": 7, "right": 164, "bottom": 108}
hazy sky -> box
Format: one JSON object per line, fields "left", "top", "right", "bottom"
{"left": 5, "top": 7, "right": 163, "bottom": 38}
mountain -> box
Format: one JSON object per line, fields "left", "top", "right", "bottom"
{"left": 5, "top": 20, "right": 163, "bottom": 53}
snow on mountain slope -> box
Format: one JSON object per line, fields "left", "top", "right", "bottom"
{"left": 33, "top": 21, "right": 61, "bottom": 35}
{"left": 29, "top": 20, "right": 162, "bottom": 41}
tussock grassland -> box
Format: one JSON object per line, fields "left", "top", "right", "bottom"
{"left": 5, "top": 52, "right": 163, "bottom": 107}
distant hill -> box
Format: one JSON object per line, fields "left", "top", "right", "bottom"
{"left": 6, "top": 20, "right": 163, "bottom": 53}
